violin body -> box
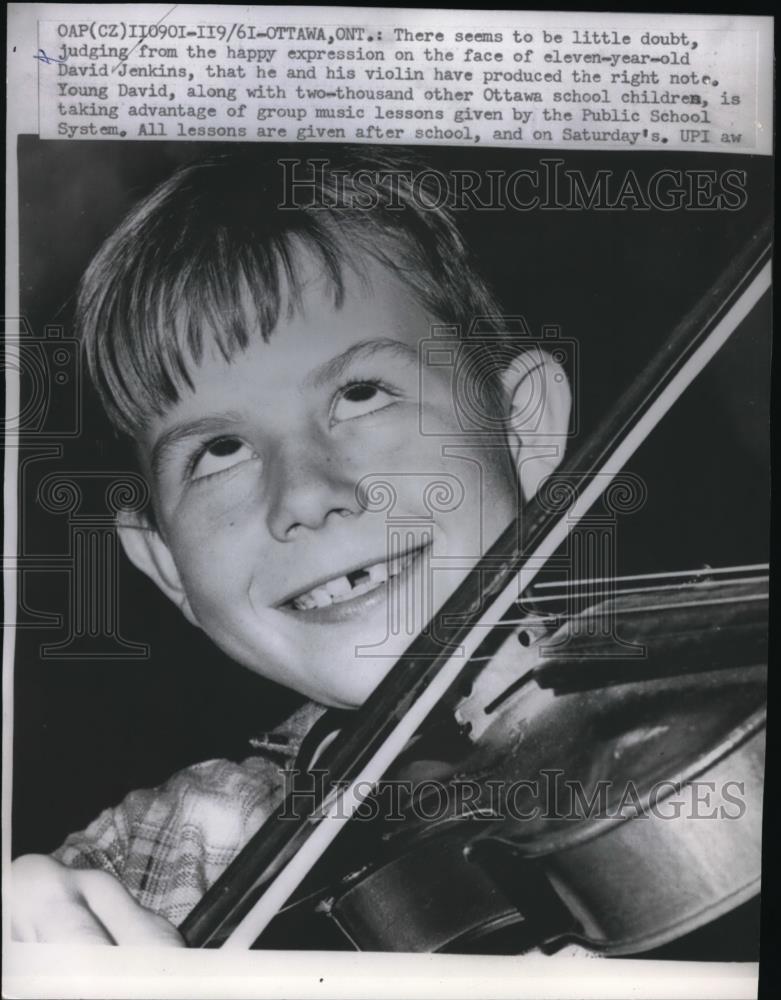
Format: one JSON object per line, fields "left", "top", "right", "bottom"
{"left": 253, "top": 576, "right": 767, "bottom": 954}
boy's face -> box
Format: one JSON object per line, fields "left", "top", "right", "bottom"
{"left": 131, "top": 258, "right": 527, "bottom": 708}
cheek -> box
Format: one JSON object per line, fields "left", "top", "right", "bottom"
{"left": 440, "top": 450, "right": 517, "bottom": 543}
{"left": 339, "top": 414, "right": 440, "bottom": 504}
{"left": 168, "top": 508, "right": 258, "bottom": 602}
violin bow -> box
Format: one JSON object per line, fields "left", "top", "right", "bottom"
{"left": 179, "top": 221, "right": 771, "bottom": 950}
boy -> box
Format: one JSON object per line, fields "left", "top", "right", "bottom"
{"left": 11, "top": 147, "right": 570, "bottom": 945}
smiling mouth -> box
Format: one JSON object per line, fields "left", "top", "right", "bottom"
{"left": 279, "top": 542, "right": 431, "bottom": 616}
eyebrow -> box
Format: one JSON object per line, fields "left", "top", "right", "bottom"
{"left": 150, "top": 412, "right": 244, "bottom": 484}
{"left": 149, "top": 339, "right": 418, "bottom": 482}
{"left": 304, "top": 338, "right": 418, "bottom": 389}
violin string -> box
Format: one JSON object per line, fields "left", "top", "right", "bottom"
{"left": 502, "top": 574, "right": 770, "bottom": 610}
{"left": 415, "top": 569, "right": 769, "bottom": 664}
{"left": 594, "top": 592, "right": 768, "bottom": 615}
{"left": 438, "top": 575, "right": 769, "bottom": 629}
{"left": 464, "top": 593, "right": 768, "bottom": 656}
{"left": 528, "top": 561, "right": 767, "bottom": 591}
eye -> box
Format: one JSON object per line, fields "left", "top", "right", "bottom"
{"left": 331, "top": 380, "right": 398, "bottom": 423}
{"left": 191, "top": 437, "right": 256, "bottom": 481}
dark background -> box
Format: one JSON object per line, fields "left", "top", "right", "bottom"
{"left": 12, "top": 140, "right": 772, "bottom": 957}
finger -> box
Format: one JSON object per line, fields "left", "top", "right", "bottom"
{"left": 78, "top": 871, "right": 186, "bottom": 946}
{"left": 19, "top": 898, "right": 115, "bottom": 944}
{"left": 11, "top": 855, "right": 113, "bottom": 944}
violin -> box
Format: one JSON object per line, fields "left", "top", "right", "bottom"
{"left": 179, "top": 223, "right": 771, "bottom": 955}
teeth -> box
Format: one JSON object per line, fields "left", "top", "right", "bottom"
{"left": 388, "top": 554, "right": 408, "bottom": 576}
{"left": 368, "top": 562, "right": 389, "bottom": 585}
{"left": 325, "top": 576, "right": 351, "bottom": 600}
{"left": 309, "top": 586, "right": 333, "bottom": 609}
{"left": 289, "top": 551, "right": 418, "bottom": 611}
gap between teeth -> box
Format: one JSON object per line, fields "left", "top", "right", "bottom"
{"left": 290, "top": 552, "right": 418, "bottom": 610}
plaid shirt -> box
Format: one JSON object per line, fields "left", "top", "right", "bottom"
{"left": 52, "top": 702, "right": 325, "bottom": 927}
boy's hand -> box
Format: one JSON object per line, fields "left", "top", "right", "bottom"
{"left": 11, "top": 854, "right": 185, "bottom": 946}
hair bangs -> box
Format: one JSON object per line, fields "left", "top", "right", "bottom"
{"left": 78, "top": 150, "right": 508, "bottom": 438}
{"left": 83, "top": 221, "right": 349, "bottom": 434}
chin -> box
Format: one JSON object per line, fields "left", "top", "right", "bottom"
{"left": 309, "top": 656, "right": 397, "bottom": 710}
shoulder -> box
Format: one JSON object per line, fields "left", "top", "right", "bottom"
{"left": 53, "top": 755, "right": 282, "bottom": 860}
{"left": 137, "top": 700, "right": 332, "bottom": 848}
{"left": 153, "top": 754, "right": 285, "bottom": 838}
{"left": 52, "top": 754, "right": 290, "bottom": 921}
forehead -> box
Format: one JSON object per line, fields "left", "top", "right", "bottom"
{"left": 218, "top": 258, "right": 430, "bottom": 383}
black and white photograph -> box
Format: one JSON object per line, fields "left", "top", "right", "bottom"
{"left": 4, "top": 7, "right": 773, "bottom": 999}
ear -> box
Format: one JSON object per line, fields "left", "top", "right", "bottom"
{"left": 502, "top": 349, "right": 572, "bottom": 501}
{"left": 116, "top": 512, "right": 199, "bottom": 627}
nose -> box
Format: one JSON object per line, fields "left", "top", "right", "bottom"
{"left": 265, "top": 439, "right": 358, "bottom": 541}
